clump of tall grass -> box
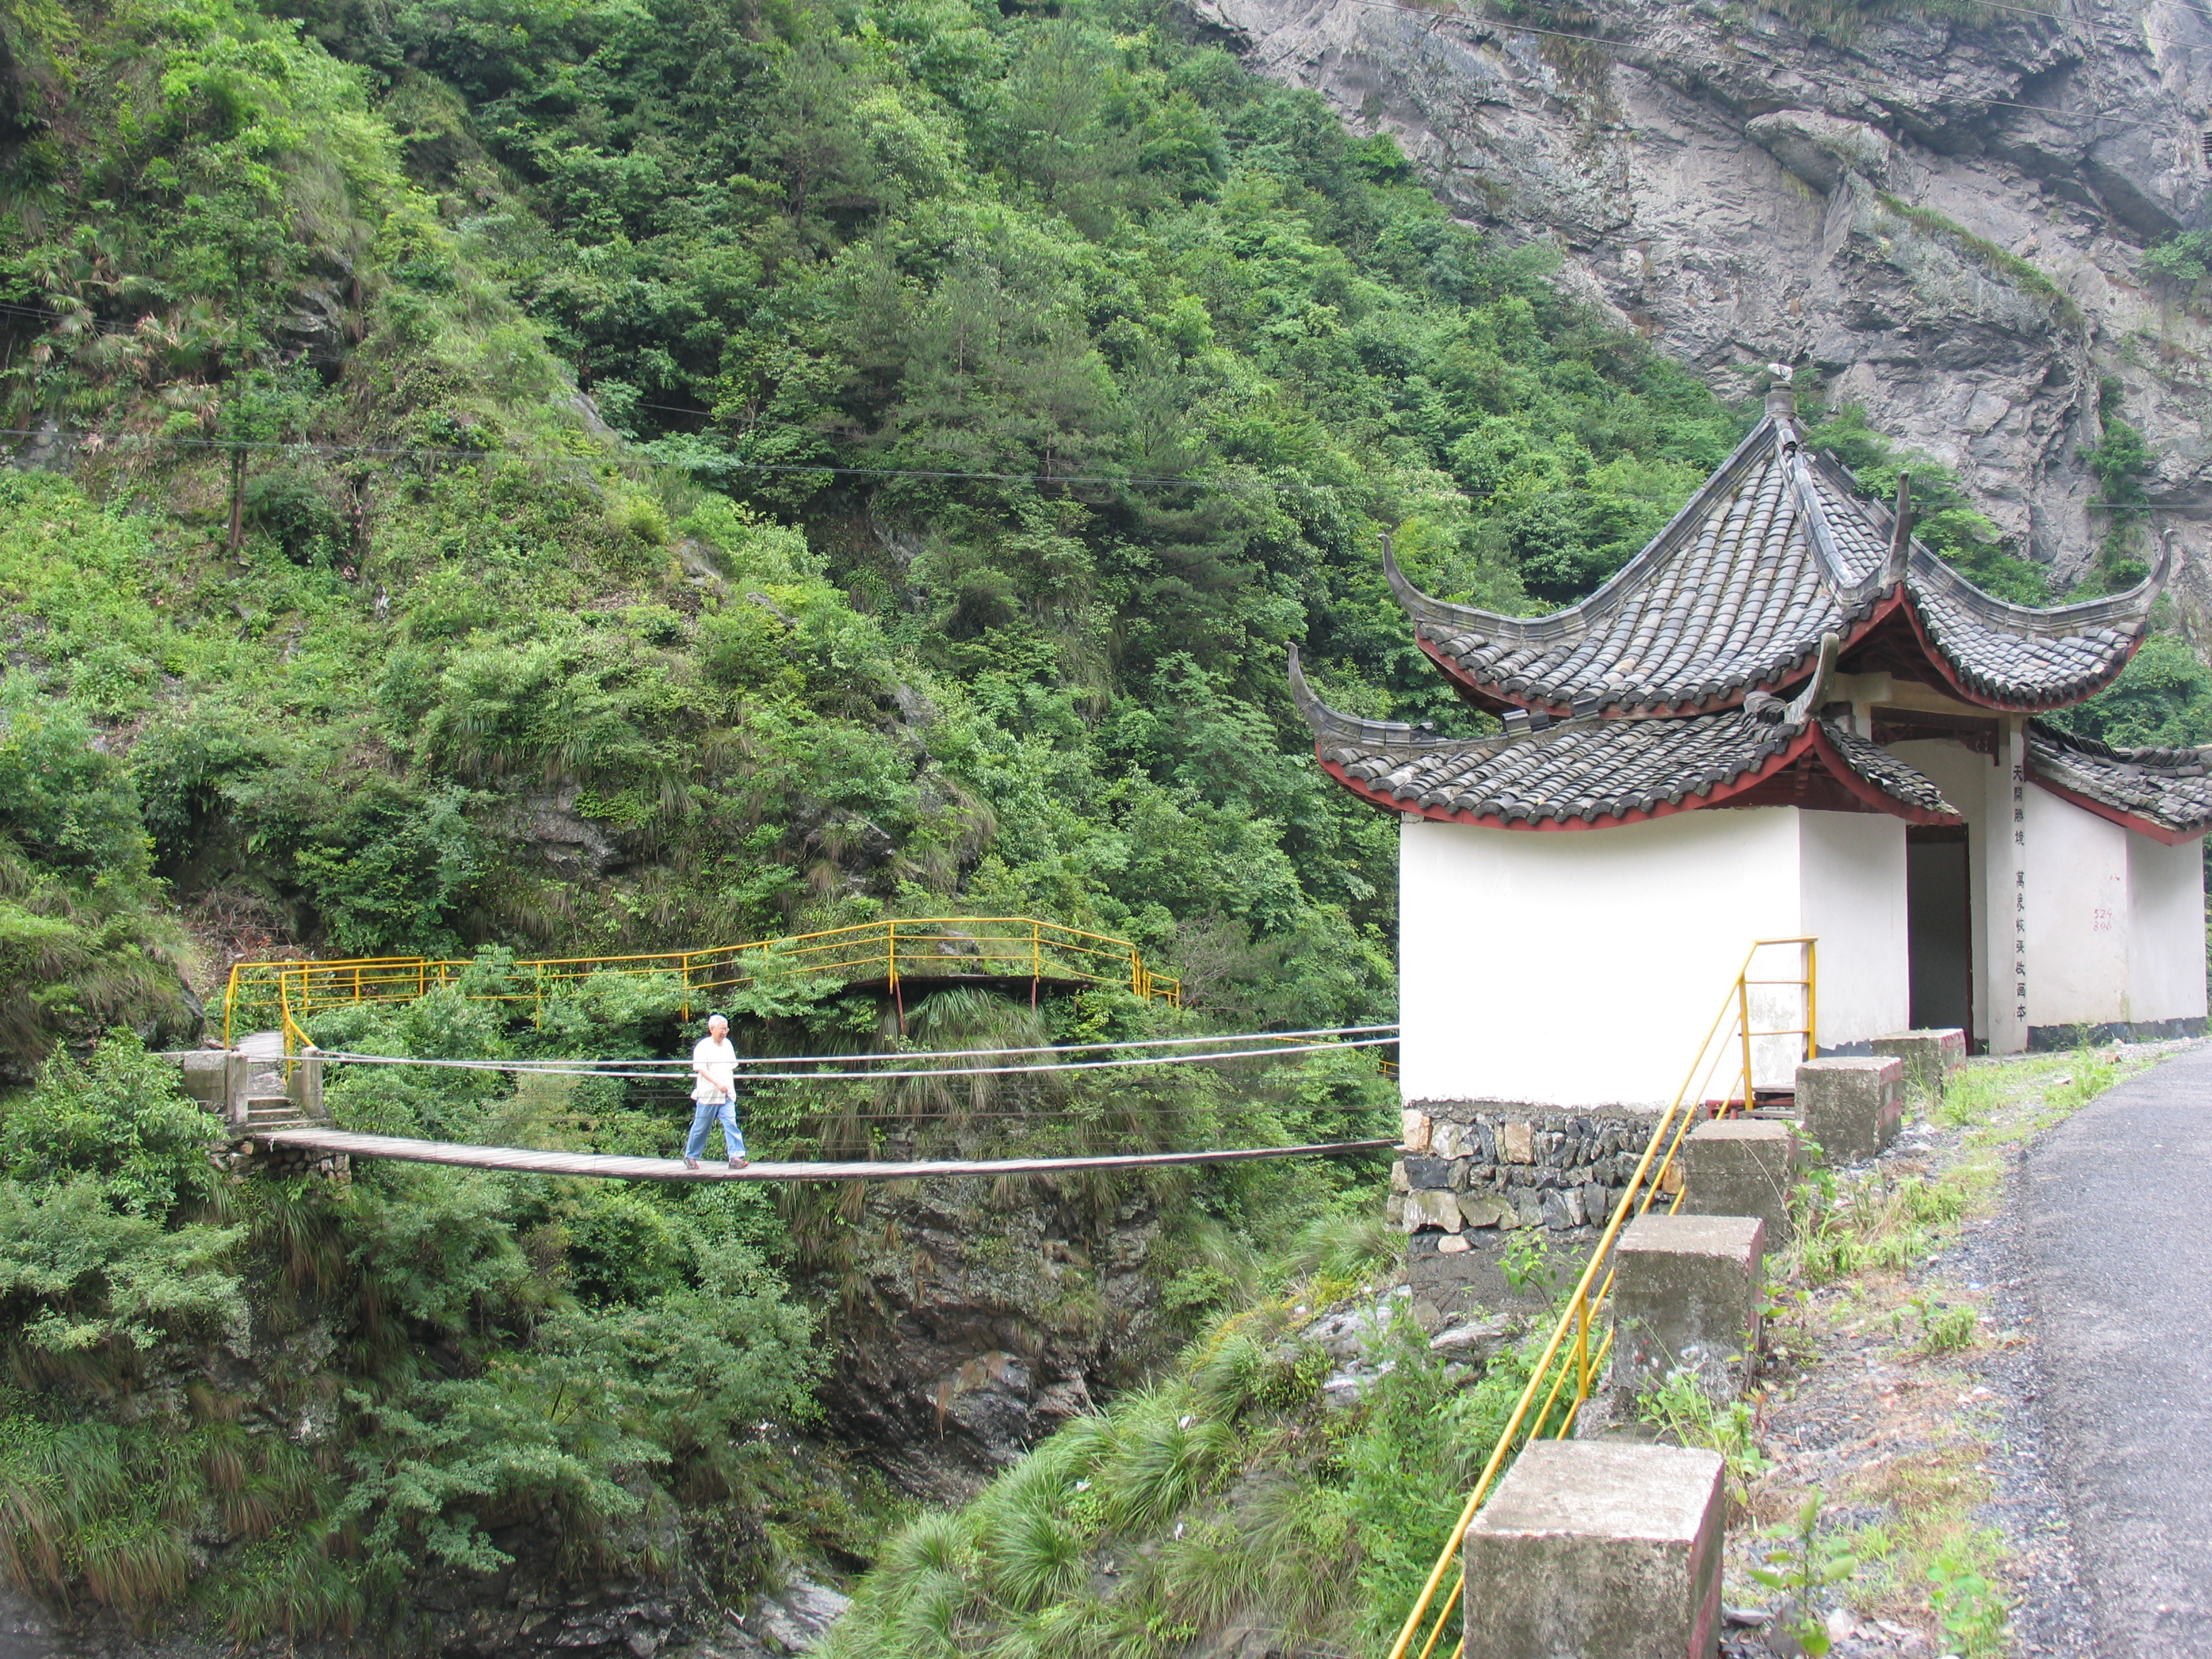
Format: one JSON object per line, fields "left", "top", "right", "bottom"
{"left": 823, "top": 1282, "right": 1549, "bottom": 1659}
{"left": 0, "top": 1411, "right": 331, "bottom": 1629}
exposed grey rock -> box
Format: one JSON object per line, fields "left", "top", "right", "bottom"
{"left": 1458, "top": 1191, "right": 1516, "bottom": 1230}
{"left": 1404, "top": 1187, "right": 1465, "bottom": 1232}
{"left": 1428, "top": 1310, "right": 1521, "bottom": 1364}
{"left": 1185, "top": 0, "right": 2212, "bottom": 586}
{"left": 743, "top": 1580, "right": 848, "bottom": 1656}
{"left": 1319, "top": 1358, "right": 1396, "bottom": 1410}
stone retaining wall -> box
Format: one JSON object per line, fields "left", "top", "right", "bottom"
{"left": 1386, "top": 1104, "right": 1664, "bottom": 1241}
{"left": 213, "top": 1139, "right": 350, "bottom": 1181}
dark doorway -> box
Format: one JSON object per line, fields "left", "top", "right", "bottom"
{"left": 1906, "top": 825, "right": 1973, "bottom": 1033}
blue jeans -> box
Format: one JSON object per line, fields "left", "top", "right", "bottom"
{"left": 685, "top": 1094, "right": 746, "bottom": 1161}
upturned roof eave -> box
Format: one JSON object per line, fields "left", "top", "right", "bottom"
{"left": 1382, "top": 412, "right": 1786, "bottom": 652}
{"left": 2022, "top": 719, "right": 2212, "bottom": 844}
{"left": 1414, "top": 592, "right": 1896, "bottom": 719}
{"left": 1389, "top": 407, "right": 2170, "bottom": 718}
{"left": 1311, "top": 726, "right": 1963, "bottom": 832}
{"left": 2025, "top": 769, "right": 2208, "bottom": 844}
{"left": 1291, "top": 636, "right": 1966, "bottom": 832}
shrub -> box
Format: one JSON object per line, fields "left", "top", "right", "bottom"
{"left": 0, "top": 1034, "right": 219, "bottom": 1218}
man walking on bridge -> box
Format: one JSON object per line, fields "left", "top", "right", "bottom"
{"left": 684, "top": 1013, "right": 747, "bottom": 1172}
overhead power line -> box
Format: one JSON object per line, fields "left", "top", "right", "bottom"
{"left": 0, "top": 423, "right": 1275, "bottom": 494}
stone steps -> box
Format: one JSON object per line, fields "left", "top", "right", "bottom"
{"left": 243, "top": 1094, "right": 306, "bottom": 1128}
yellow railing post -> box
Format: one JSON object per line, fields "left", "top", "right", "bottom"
{"left": 886, "top": 921, "right": 899, "bottom": 993}
{"left": 1805, "top": 939, "right": 1819, "bottom": 1059}
{"left": 1738, "top": 972, "right": 1755, "bottom": 1113}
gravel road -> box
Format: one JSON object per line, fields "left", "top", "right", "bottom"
{"left": 2023, "top": 1040, "right": 2212, "bottom": 1658}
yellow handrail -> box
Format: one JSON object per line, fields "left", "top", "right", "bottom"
{"left": 1386, "top": 937, "right": 1816, "bottom": 1659}
{"left": 222, "top": 918, "right": 1181, "bottom": 1050}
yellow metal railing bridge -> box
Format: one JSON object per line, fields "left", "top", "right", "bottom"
{"left": 224, "top": 917, "right": 1181, "bottom": 1052}
{"left": 1388, "top": 938, "right": 1816, "bottom": 1659}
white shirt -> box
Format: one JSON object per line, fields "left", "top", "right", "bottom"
{"left": 691, "top": 1036, "right": 737, "bottom": 1104}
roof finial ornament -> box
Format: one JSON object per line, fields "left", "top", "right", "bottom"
{"left": 1782, "top": 632, "right": 1842, "bottom": 728}
{"left": 1765, "top": 362, "right": 1797, "bottom": 419}
{"left": 1884, "top": 472, "right": 1913, "bottom": 587}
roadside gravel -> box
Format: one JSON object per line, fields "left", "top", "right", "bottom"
{"left": 1710, "top": 1042, "right": 2200, "bottom": 1659}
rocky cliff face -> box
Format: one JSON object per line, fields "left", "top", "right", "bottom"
{"left": 1188, "top": 0, "right": 2212, "bottom": 599}
{"left": 808, "top": 1178, "right": 1168, "bottom": 1500}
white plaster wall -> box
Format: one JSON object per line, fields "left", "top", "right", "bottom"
{"left": 1399, "top": 808, "right": 1806, "bottom": 1107}
{"left": 2127, "top": 834, "right": 2208, "bottom": 1025}
{"left": 2023, "top": 785, "right": 2132, "bottom": 1029}
{"left": 1399, "top": 806, "right": 1906, "bottom": 1107}
{"left": 1797, "top": 811, "right": 1910, "bottom": 1052}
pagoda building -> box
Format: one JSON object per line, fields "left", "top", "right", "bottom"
{"left": 1294, "top": 387, "right": 2212, "bottom": 1109}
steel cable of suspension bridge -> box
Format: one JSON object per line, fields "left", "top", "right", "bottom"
{"left": 293, "top": 1023, "right": 1398, "bottom": 1072}
{"left": 248, "top": 1127, "right": 1400, "bottom": 1182}
{"left": 303, "top": 1034, "right": 1398, "bottom": 1082}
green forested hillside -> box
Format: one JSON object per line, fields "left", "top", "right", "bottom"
{"left": 0, "top": 0, "right": 2201, "bottom": 1650}
{"left": 0, "top": 0, "right": 1783, "bottom": 1065}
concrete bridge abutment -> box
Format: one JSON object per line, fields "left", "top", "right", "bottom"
{"left": 1870, "top": 1027, "right": 1967, "bottom": 1100}
{"left": 1679, "top": 1118, "right": 1798, "bottom": 1248}
{"left": 1605, "top": 1213, "right": 1767, "bottom": 1409}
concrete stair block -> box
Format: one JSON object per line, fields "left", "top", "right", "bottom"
{"left": 1795, "top": 1055, "right": 1904, "bottom": 1162}
{"left": 1679, "top": 1118, "right": 1799, "bottom": 1246}
{"left": 1462, "top": 1438, "right": 1725, "bottom": 1659}
{"left": 1607, "top": 1212, "right": 1765, "bottom": 1406}
{"left": 1870, "top": 1028, "right": 1967, "bottom": 1099}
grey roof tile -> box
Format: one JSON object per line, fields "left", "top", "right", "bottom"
{"left": 1390, "top": 411, "right": 2165, "bottom": 715}
{"left": 2025, "top": 722, "right": 2212, "bottom": 838}
{"left": 1288, "top": 644, "right": 1959, "bottom": 828}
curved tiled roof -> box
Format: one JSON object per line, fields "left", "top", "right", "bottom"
{"left": 1390, "top": 401, "right": 2165, "bottom": 716}
{"left": 1288, "top": 642, "right": 1960, "bottom": 830}
{"left": 2025, "top": 722, "right": 2212, "bottom": 843}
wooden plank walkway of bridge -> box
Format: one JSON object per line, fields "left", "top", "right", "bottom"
{"left": 254, "top": 1127, "right": 1393, "bottom": 1183}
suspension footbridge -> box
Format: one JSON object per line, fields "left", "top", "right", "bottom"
{"left": 193, "top": 920, "right": 1398, "bottom": 1180}
{"left": 245, "top": 1125, "right": 1394, "bottom": 1182}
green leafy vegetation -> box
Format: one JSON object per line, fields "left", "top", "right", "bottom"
{"left": 0, "top": 1031, "right": 827, "bottom": 1643}
{"left": 819, "top": 1263, "right": 1534, "bottom": 1657}
{"left": 0, "top": 0, "right": 2195, "bottom": 1645}
{"left": 0, "top": 0, "right": 1780, "bottom": 1076}
{"left": 2142, "top": 228, "right": 2212, "bottom": 312}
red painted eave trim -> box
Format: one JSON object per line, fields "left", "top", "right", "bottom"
{"left": 1894, "top": 589, "right": 2145, "bottom": 714}
{"left": 2025, "top": 767, "right": 2208, "bottom": 846}
{"left": 1414, "top": 583, "right": 2146, "bottom": 720}
{"left": 1315, "top": 725, "right": 1962, "bottom": 831}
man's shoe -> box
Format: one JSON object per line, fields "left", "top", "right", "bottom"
{"left": 730, "top": 1156, "right": 749, "bottom": 1170}
{"left": 683, "top": 1158, "right": 700, "bottom": 1171}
